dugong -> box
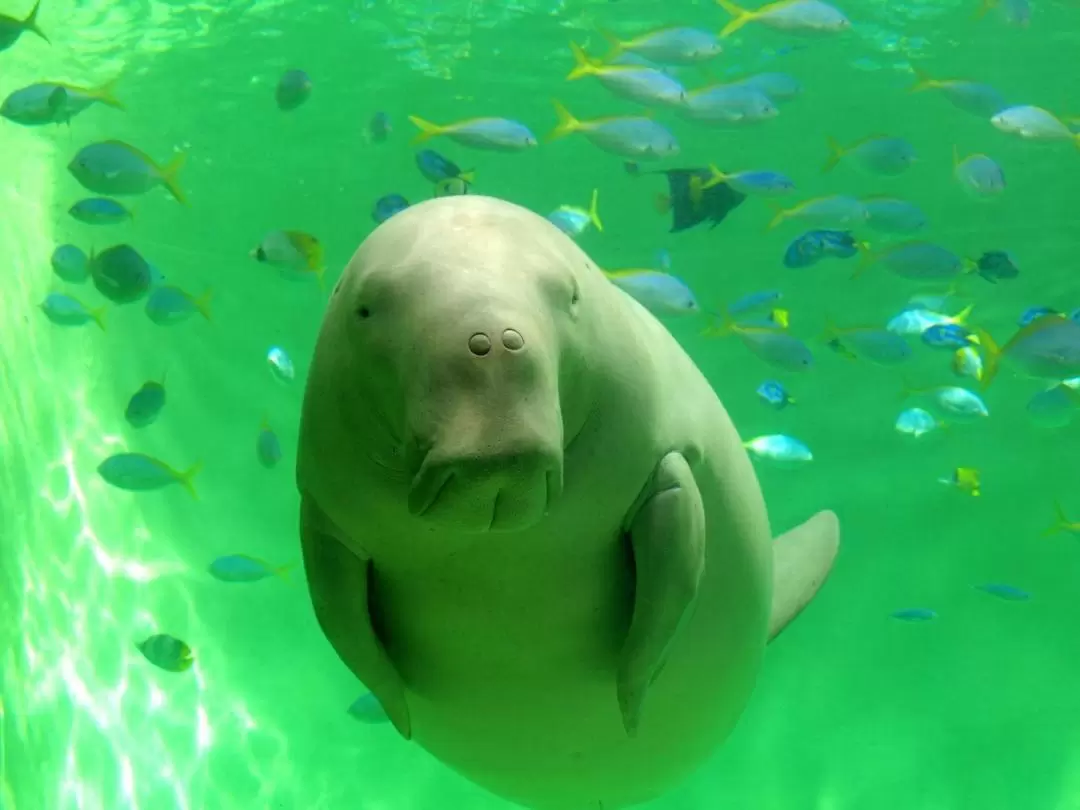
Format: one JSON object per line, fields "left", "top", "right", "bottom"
{"left": 296, "top": 195, "right": 840, "bottom": 810}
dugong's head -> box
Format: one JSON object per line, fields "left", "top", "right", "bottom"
{"left": 311, "top": 196, "right": 600, "bottom": 533}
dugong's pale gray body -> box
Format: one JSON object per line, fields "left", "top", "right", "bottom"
{"left": 296, "top": 195, "right": 839, "bottom": 810}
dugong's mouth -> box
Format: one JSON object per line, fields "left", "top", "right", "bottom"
{"left": 408, "top": 449, "right": 564, "bottom": 532}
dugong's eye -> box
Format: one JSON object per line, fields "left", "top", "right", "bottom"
{"left": 356, "top": 306, "right": 371, "bottom": 320}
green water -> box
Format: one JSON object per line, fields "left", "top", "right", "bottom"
{"left": 2, "top": 0, "right": 1080, "bottom": 808}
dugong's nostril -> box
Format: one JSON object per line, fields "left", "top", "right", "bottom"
{"left": 469, "top": 333, "right": 492, "bottom": 356}
{"left": 502, "top": 329, "right": 524, "bottom": 351}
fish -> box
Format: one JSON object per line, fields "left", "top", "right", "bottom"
{"left": 68, "top": 141, "right": 187, "bottom": 204}
{"left": 680, "top": 83, "right": 778, "bottom": 127}
{"left": 1043, "top": 501, "right": 1080, "bottom": 536}
{"left": 717, "top": 0, "right": 851, "bottom": 37}
{"left": 251, "top": 230, "right": 324, "bottom": 284}
{"left": 904, "top": 383, "right": 989, "bottom": 420}
{"left": 729, "top": 289, "right": 782, "bottom": 317}
{"left": 548, "top": 100, "right": 679, "bottom": 160}
{"left": 372, "top": 194, "right": 410, "bottom": 224}
{"left": 859, "top": 241, "right": 971, "bottom": 281}
{"left": 953, "top": 147, "right": 1005, "bottom": 198}
{"left": 1, "top": 79, "right": 121, "bottom": 126}
{"left": 821, "top": 320, "right": 912, "bottom": 365}
{"left": 125, "top": 377, "right": 167, "bottom": 428}
{"left": 68, "top": 197, "right": 134, "bottom": 225}
{"left": 768, "top": 195, "right": 867, "bottom": 230}
{"left": 410, "top": 115, "right": 538, "bottom": 152}
{"left": 908, "top": 67, "right": 1007, "bottom": 118}
{"left": 823, "top": 134, "right": 917, "bottom": 176}
{"left": 600, "top": 27, "right": 723, "bottom": 65}
{"left": 97, "top": 453, "right": 201, "bottom": 498}
{"left": 276, "top": 69, "right": 312, "bottom": 111}
{"left": 952, "top": 345, "right": 984, "bottom": 381}
{"left": 743, "top": 434, "right": 813, "bottom": 467}
{"left": 728, "top": 72, "right": 801, "bottom": 102}
{"left": 136, "top": 634, "right": 193, "bottom": 673}
{"left": 0, "top": 0, "right": 47, "bottom": 52}
{"left": 415, "top": 149, "right": 473, "bottom": 185}
{"left": 706, "top": 315, "right": 814, "bottom": 371}
{"left": 605, "top": 270, "right": 700, "bottom": 316}
{"left": 975, "top": 250, "right": 1018, "bottom": 283}
{"left": 89, "top": 244, "right": 157, "bottom": 304}
{"left": 208, "top": 554, "right": 293, "bottom": 583}
{"left": 887, "top": 303, "right": 973, "bottom": 337}
{"left": 347, "top": 692, "right": 391, "bottom": 724}
{"left": 566, "top": 42, "right": 687, "bottom": 108}
{"left": 434, "top": 177, "right": 470, "bottom": 197}
{"left": 1025, "top": 384, "right": 1080, "bottom": 429}
{"left": 938, "top": 466, "right": 981, "bottom": 496}
{"left": 894, "top": 407, "right": 942, "bottom": 439}
{"left": 976, "top": 315, "right": 1080, "bottom": 386}
{"left": 39, "top": 293, "right": 105, "bottom": 330}
{"left": 1018, "top": 306, "right": 1057, "bottom": 327}
{"left": 652, "top": 168, "right": 747, "bottom": 232}
{"left": 703, "top": 165, "right": 795, "bottom": 196}
{"left": 256, "top": 418, "right": 282, "bottom": 468}
{"left": 783, "top": 229, "right": 863, "bottom": 268}
{"left": 50, "top": 244, "right": 88, "bottom": 283}
{"left": 548, "top": 189, "right": 602, "bottom": 239}
{"left": 861, "top": 196, "right": 927, "bottom": 234}
{"left": 891, "top": 608, "right": 937, "bottom": 622}
{"left": 145, "top": 286, "right": 212, "bottom": 326}
{"left": 267, "top": 346, "right": 295, "bottom": 384}
{"left": 991, "top": 106, "right": 1080, "bottom": 146}
{"left": 367, "top": 111, "right": 391, "bottom": 142}
{"left": 975, "top": 583, "right": 1030, "bottom": 601}
{"left": 922, "top": 322, "right": 977, "bottom": 351}
{"left": 756, "top": 379, "right": 796, "bottom": 409}
{"left": 979, "top": 0, "right": 1031, "bottom": 26}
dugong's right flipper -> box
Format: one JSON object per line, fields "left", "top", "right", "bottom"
{"left": 617, "top": 451, "right": 707, "bottom": 737}
{"left": 300, "top": 494, "right": 412, "bottom": 739}
{"left": 768, "top": 510, "right": 840, "bottom": 643}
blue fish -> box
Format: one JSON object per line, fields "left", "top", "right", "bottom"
{"left": 136, "top": 634, "right": 193, "bottom": 673}
{"left": 921, "top": 323, "right": 976, "bottom": 350}
{"left": 125, "top": 378, "right": 166, "bottom": 428}
{"left": 50, "top": 244, "right": 88, "bottom": 283}
{"left": 68, "top": 197, "right": 133, "bottom": 225}
{"left": 0, "top": 0, "right": 47, "bottom": 53}
{"left": 68, "top": 141, "right": 186, "bottom": 204}
{"left": 276, "top": 69, "right": 312, "bottom": 111}
{"left": 97, "top": 453, "right": 201, "bottom": 498}
{"left": 40, "top": 293, "right": 105, "bottom": 330}
{"left": 347, "top": 692, "right": 390, "bottom": 724}
{"left": 783, "top": 230, "right": 861, "bottom": 268}
{"left": 1019, "top": 306, "right": 1058, "bottom": 327}
{"left": 976, "top": 250, "right": 1019, "bottom": 283}
{"left": 729, "top": 289, "right": 782, "bottom": 316}
{"left": 756, "top": 379, "right": 795, "bottom": 409}
{"left": 145, "top": 286, "right": 212, "bottom": 325}
{"left": 373, "top": 194, "right": 409, "bottom": 224}
{"left": 861, "top": 196, "right": 928, "bottom": 234}
{"left": 368, "top": 111, "right": 391, "bottom": 142}
{"left": 256, "top": 420, "right": 282, "bottom": 468}
{"left": 415, "top": 149, "right": 472, "bottom": 184}
{"left": 90, "top": 244, "right": 157, "bottom": 304}
{"left": 606, "top": 270, "right": 699, "bottom": 316}
{"left": 208, "top": 554, "right": 293, "bottom": 583}
{"left": 975, "top": 583, "right": 1031, "bottom": 601}
{"left": 891, "top": 608, "right": 937, "bottom": 622}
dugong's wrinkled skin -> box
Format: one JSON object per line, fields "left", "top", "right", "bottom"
{"left": 296, "top": 195, "right": 839, "bottom": 810}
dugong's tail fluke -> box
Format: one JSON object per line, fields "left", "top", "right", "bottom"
{"left": 768, "top": 510, "right": 840, "bottom": 642}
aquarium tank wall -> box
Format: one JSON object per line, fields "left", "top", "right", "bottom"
{"left": 2, "top": 0, "right": 1078, "bottom": 808}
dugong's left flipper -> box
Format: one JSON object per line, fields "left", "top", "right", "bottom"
{"left": 300, "top": 494, "right": 412, "bottom": 740}
{"left": 617, "top": 451, "right": 707, "bottom": 737}
{"left": 768, "top": 510, "right": 840, "bottom": 642}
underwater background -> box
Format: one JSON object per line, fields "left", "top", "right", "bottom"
{"left": 2, "top": 0, "right": 1080, "bottom": 808}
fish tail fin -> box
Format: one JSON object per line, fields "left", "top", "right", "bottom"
{"left": 952, "top": 144, "right": 961, "bottom": 167}
{"left": 1073, "top": 132, "right": 1080, "bottom": 151}
{"left": 821, "top": 136, "right": 845, "bottom": 173}
{"left": 275, "top": 561, "right": 298, "bottom": 581}
{"left": 547, "top": 99, "right": 581, "bottom": 141}
{"left": 91, "top": 76, "right": 125, "bottom": 110}
{"left": 1043, "top": 500, "right": 1071, "bottom": 536}
{"left": 851, "top": 244, "right": 876, "bottom": 278}
{"left": 701, "top": 163, "right": 726, "bottom": 191}
{"left": 194, "top": 288, "right": 213, "bottom": 322}
{"left": 765, "top": 203, "right": 787, "bottom": 230}
{"left": 598, "top": 28, "right": 624, "bottom": 60}
{"left": 567, "top": 41, "right": 598, "bottom": 80}
{"left": 459, "top": 169, "right": 476, "bottom": 184}
{"left": 654, "top": 193, "right": 672, "bottom": 214}
{"left": 953, "top": 303, "right": 974, "bottom": 325}
{"left": 701, "top": 307, "right": 734, "bottom": 338}
{"left": 717, "top": 0, "right": 754, "bottom": 37}
{"left": 159, "top": 151, "right": 188, "bottom": 205}
{"left": 408, "top": 115, "right": 444, "bottom": 144}
{"left": 177, "top": 461, "right": 203, "bottom": 500}
{"left": 909, "top": 65, "right": 937, "bottom": 92}
{"left": 588, "top": 188, "right": 603, "bottom": 231}
{"left": 24, "top": 0, "right": 49, "bottom": 43}
{"left": 975, "top": 0, "right": 998, "bottom": 19}
{"left": 90, "top": 306, "right": 107, "bottom": 331}
{"left": 899, "top": 375, "right": 922, "bottom": 402}
{"left": 972, "top": 327, "right": 1001, "bottom": 388}
{"left": 817, "top": 314, "right": 839, "bottom": 344}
